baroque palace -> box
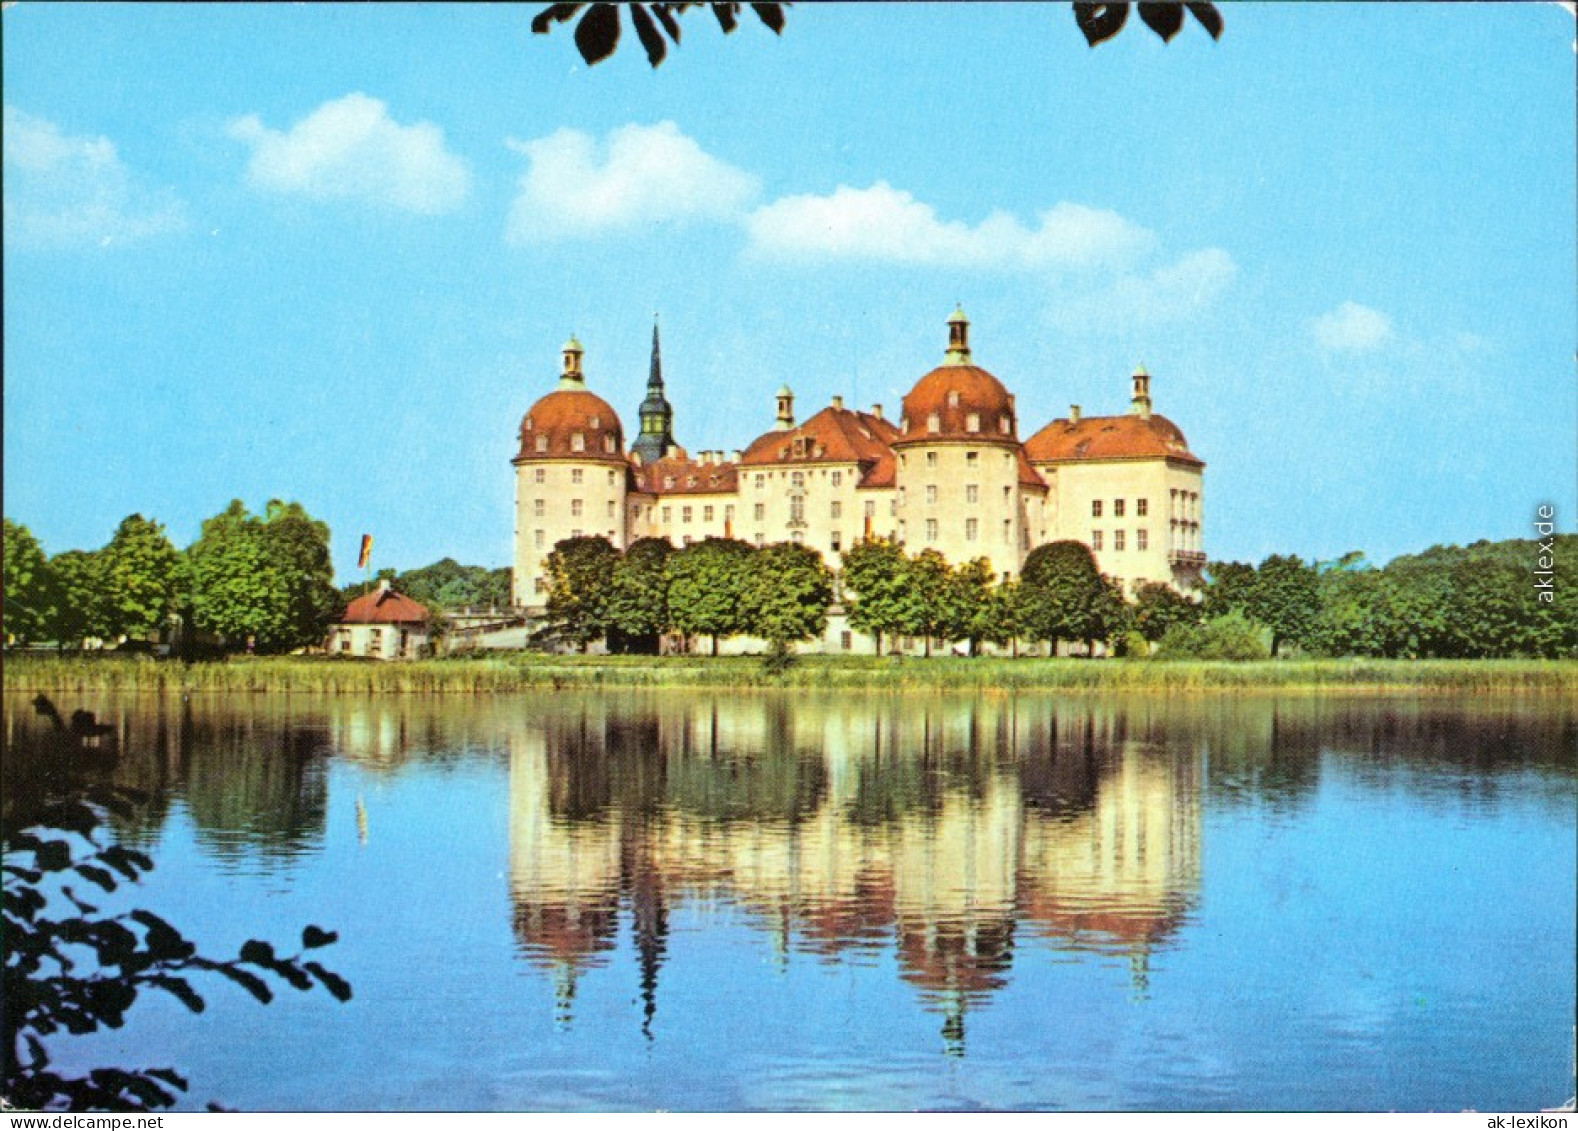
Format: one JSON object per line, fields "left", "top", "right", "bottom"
{"left": 512, "top": 309, "right": 1205, "bottom": 618}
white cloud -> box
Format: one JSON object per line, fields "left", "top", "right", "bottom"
{"left": 1052, "top": 247, "right": 1239, "bottom": 330}
{"left": 1310, "top": 301, "right": 1395, "bottom": 352}
{"left": 505, "top": 121, "right": 759, "bottom": 242}
{"left": 228, "top": 93, "right": 471, "bottom": 214}
{"left": 745, "top": 183, "right": 1155, "bottom": 270}
{"left": 3, "top": 105, "right": 186, "bottom": 249}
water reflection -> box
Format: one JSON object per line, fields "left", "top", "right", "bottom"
{"left": 503, "top": 696, "right": 1206, "bottom": 1049}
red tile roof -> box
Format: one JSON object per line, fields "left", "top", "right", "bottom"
{"left": 631, "top": 454, "right": 739, "bottom": 495}
{"left": 740, "top": 405, "right": 898, "bottom": 469}
{"left": 896, "top": 364, "right": 1018, "bottom": 445}
{"left": 516, "top": 389, "right": 626, "bottom": 463}
{"left": 339, "top": 587, "right": 429, "bottom": 625}
{"left": 1024, "top": 413, "right": 1202, "bottom": 466}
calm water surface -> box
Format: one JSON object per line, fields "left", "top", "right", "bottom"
{"left": 5, "top": 690, "right": 1574, "bottom": 1111}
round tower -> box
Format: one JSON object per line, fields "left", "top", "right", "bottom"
{"left": 892, "top": 309, "right": 1030, "bottom": 577}
{"left": 512, "top": 338, "right": 629, "bottom": 607}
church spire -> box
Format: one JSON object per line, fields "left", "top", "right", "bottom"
{"left": 632, "top": 316, "right": 676, "bottom": 464}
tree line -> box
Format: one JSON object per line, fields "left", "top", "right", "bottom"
{"left": 4, "top": 503, "right": 339, "bottom": 655}
{"left": 543, "top": 532, "right": 1577, "bottom": 660}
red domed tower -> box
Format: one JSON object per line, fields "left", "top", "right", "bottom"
{"left": 512, "top": 338, "right": 629, "bottom": 607}
{"left": 892, "top": 309, "right": 1045, "bottom": 576}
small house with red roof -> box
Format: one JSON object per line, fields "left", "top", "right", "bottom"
{"left": 329, "top": 580, "right": 431, "bottom": 659}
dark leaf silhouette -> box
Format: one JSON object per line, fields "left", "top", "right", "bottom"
{"left": 239, "top": 939, "right": 276, "bottom": 966}
{"left": 150, "top": 976, "right": 207, "bottom": 1014}
{"left": 530, "top": 1, "right": 583, "bottom": 34}
{"left": 1138, "top": 2, "right": 1184, "bottom": 42}
{"left": 574, "top": 2, "right": 621, "bottom": 64}
{"left": 305, "top": 960, "right": 354, "bottom": 1002}
{"left": 629, "top": 4, "right": 669, "bottom": 66}
{"left": 750, "top": 2, "right": 785, "bottom": 33}
{"left": 1186, "top": 1, "right": 1224, "bottom": 39}
{"left": 302, "top": 925, "right": 338, "bottom": 949}
{"left": 1074, "top": 2, "right": 1129, "bottom": 47}
{"left": 74, "top": 863, "right": 118, "bottom": 892}
{"left": 711, "top": 2, "right": 739, "bottom": 33}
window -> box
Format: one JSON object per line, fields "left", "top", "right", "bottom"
{"left": 790, "top": 496, "right": 805, "bottom": 524}
{"left": 571, "top": 468, "right": 583, "bottom": 485}
{"left": 865, "top": 500, "right": 876, "bottom": 518}
{"left": 831, "top": 532, "right": 842, "bottom": 552}
{"left": 682, "top": 506, "right": 693, "bottom": 524}
{"left": 664, "top": 476, "right": 675, "bottom": 489}
{"left": 791, "top": 530, "right": 804, "bottom": 544}
{"left": 704, "top": 505, "right": 714, "bottom": 522}
{"left": 570, "top": 528, "right": 582, "bottom": 538}
{"left": 534, "top": 468, "right": 545, "bottom": 484}
{"left": 683, "top": 535, "right": 693, "bottom": 546}
{"left": 631, "top": 504, "right": 641, "bottom": 519}
{"left": 1137, "top": 498, "right": 1149, "bottom": 517}
{"left": 791, "top": 471, "right": 805, "bottom": 489}
{"left": 831, "top": 470, "right": 843, "bottom": 487}
{"left": 1091, "top": 530, "right": 1103, "bottom": 551}
{"left": 1114, "top": 529, "right": 1126, "bottom": 551}
{"left": 840, "top": 631, "right": 853, "bottom": 651}
{"left": 966, "top": 451, "right": 978, "bottom": 466}
{"left": 535, "top": 435, "right": 548, "bottom": 453}
{"left": 966, "top": 412, "right": 980, "bottom": 433}
{"left": 926, "top": 451, "right": 938, "bottom": 469}
{"left": 534, "top": 499, "right": 545, "bottom": 517}
{"left": 831, "top": 501, "right": 842, "bottom": 518}
{"left": 534, "top": 530, "right": 545, "bottom": 548}
{"left": 604, "top": 435, "right": 616, "bottom": 454}
{"left": 999, "top": 416, "right": 1011, "bottom": 434}
{"left": 1114, "top": 499, "right": 1126, "bottom": 518}
{"left": 606, "top": 500, "right": 616, "bottom": 518}
{"left": 965, "top": 484, "right": 979, "bottom": 504}
{"left": 925, "top": 485, "right": 938, "bottom": 505}
{"left": 966, "top": 518, "right": 978, "bottom": 541}
{"left": 1137, "top": 529, "right": 1148, "bottom": 551}
{"left": 947, "top": 390, "right": 960, "bottom": 408}
{"left": 662, "top": 506, "right": 672, "bottom": 523}
{"left": 571, "top": 432, "right": 585, "bottom": 452}
{"left": 927, "top": 412, "right": 940, "bottom": 433}
{"left": 570, "top": 499, "right": 583, "bottom": 517}
{"left": 1002, "top": 519, "right": 1012, "bottom": 543}
{"left": 608, "top": 470, "right": 616, "bottom": 485}
{"left": 925, "top": 518, "right": 939, "bottom": 541}
{"left": 755, "top": 533, "right": 765, "bottom": 546}
{"left": 755, "top": 474, "right": 766, "bottom": 491}
{"left": 590, "top": 415, "right": 600, "bottom": 429}
{"left": 754, "top": 503, "right": 765, "bottom": 521}
{"left": 725, "top": 505, "right": 735, "bottom": 523}
{"left": 1092, "top": 500, "right": 1103, "bottom": 518}
{"left": 534, "top": 578, "right": 546, "bottom": 594}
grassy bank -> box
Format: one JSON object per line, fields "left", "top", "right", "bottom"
{"left": 4, "top": 654, "right": 1576, "bottom": 695}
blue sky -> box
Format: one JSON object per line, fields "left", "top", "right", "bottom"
{"left": 4, "top": 3, "right": 1574, "bottom": 581}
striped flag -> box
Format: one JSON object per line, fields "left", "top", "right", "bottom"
{"left": 357, "top": 534, "right": 373, "bottom": 570}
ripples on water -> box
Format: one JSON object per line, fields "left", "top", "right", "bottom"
{"left": 3, "top": 690, "right": 1573, "bottom": 1112}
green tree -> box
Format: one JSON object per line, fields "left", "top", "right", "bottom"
{"left": 1091, "top": 575, "right": 1133, "bottom": 655}
{"left": 3, "top": 518, "right": 52, "bottom": 644}
{"left": 980, "top": 577, "right": 1026, "bottom": 657}
{"left": 840, "top": 536, "right": 917, "bottom": 655}
{"left": 98, "top": 515, "right": 180, "bottom": 644}
{"left": 261, "top": 500, "right": 340, "bottom": 651}
{"left": 543, "top": 535, "right": 620, "bottom": 651}
{"left": 186, "top": 502, "right": 290, "bottom": 651}
{"left": 43, "top": 550, "right": 108, "bottom": 649}
{"left": 904, "top": 548, "right": 956, "bottom": 657}
{"left": 1201, "top": 560, "right": 1258, "bottom": 618}
{"left": 740, "top": 541, "right": 833, "bottom": 652}
{"left": 607, "top": 537, "right": 674, "bottom": 652}
{"left": 1246, "top": 554, "right": 1319, "bottom": 657}
{"left": 1019, "top": 541, "right": 1105, "bottom": 655}
{"left": 945, "top": 556, "right": 998, "bottom": 656}
{"left": 666, "top": 537, "right": 755, "bottom": 655}
{"left": 1132, "top": 580, "right": 1199, "bottom": 644}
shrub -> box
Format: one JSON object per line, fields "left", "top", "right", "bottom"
{"left": 1155, "top": 610, "right": 1271, "bottom": 661}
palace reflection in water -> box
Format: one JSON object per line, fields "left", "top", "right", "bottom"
{"left": 500, "top": 695, "right": 1203, "bottom": 1049}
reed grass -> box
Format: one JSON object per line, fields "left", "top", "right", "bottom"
{"left": 4, "top": 653, "right": 1575, "bottom": 696}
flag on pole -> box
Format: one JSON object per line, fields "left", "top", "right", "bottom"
{"left": 357, "top": 534, "right": 373, "bottom": 570}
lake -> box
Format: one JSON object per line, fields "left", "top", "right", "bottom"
{"left": 4, "top": 689, "right": 1574, "bottom": 1112}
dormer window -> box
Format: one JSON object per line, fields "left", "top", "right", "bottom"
{"left": 947, "top": 391, "right": 960, "bottom": 409}
{"left": 901, "top": 417, "right": 909, "bottom": 434}
{"left": 664, "top": 476, "right": 675, "bottom": 489}
{"left": 525, "top": 417, "right": 534, "bottom": 430}
{"left": 603, "top": 435, "right": 616, "bottom": 453}
{"left": 966, "top": 413, "right": 980, "bottom": 433}
{"left": 793, "top": 436, "right": 807, "bottom": 458}
{"left": 590, "top": 415, "right": 600, "bottom": 429}
{"left": 999, "top": 415, "right": 1011, "bottom": 434}
{"left": 571, "top": 432, "right": 585, "bottom": 452}
{"left": 927, "top": 413, "right": 940, "bottom": 434}
{"left": 687, "top": 476, "right": 697, "bottom": 487}
{"left": 535, "top": 435, "right": 548, "bottom": 453}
